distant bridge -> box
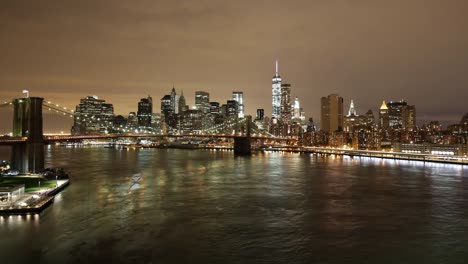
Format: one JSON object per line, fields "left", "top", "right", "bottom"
{"left": 0, "top": 95, "right": 297, "bottom": 172}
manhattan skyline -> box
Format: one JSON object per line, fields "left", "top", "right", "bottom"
{"left": 1, "top": 0, "right": 468, "bottom": 129}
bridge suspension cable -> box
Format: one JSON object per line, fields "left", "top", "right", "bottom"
{"left": 0, "top": 100, "right": 13, "bottom": 108}
{"left": 42, "top": 100, "right": 75, "bottom": 116}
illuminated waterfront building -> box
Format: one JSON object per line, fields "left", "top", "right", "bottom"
{"left": 407, "top": 105, "right": 416, "bottom": 131}
{"left": 365, "top": 109, "right": 375, "bottom": 128}
{"left": 272, "top": 60, "right": 282, "bottom": 119}
{"left": 343, "top": 100, "right": 366, "bottom": 133}
{"left": 387, "top": 100, "right": 407, "bottom": 130}
{"left": 379, "top": 101, "right": 389, "bottom": 129}
{"left": 137, "top": 96, "right": 153, "bottom": 127}
{"left": 280, "top": 84, "right": 292, "bottom": 123}
{"left": 160, "top": 95, "right": 172, "bottom": 117}
{"left": 178, "top": 91, "right": 187, "bottom": 113}
{"left": 379, "top": 100, "right": 416, "bottom": 131}
{"left": 72, "top": 95, "right": 114, "bottom": 135}
{"left": 210, "top": 102, "right": 220, "bottom": 114}
{"left": 293, "top": 97, "right": 301, "bottom": 119}
{"left": 127, "top": 112, "right": 138, "bottom": 128}
{"left": 226, "top": 100, "right": 239, "bottom": 118}
{"left": 180, "top": 109, "right": 203, "bottom": 133}
{"left": 232, "top": 91, "right": 244, "bottom": 118}
{"left": 195, "top": 91, "right": 210, "bottom": 114}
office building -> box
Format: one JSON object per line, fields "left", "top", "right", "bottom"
{"left": 379, "top": 101, "right": 389, "bottom": 129}
{"left": 407, "top": 105, "right": 416, "bottom": 131}
{"left": 280, "top": 84, "right": 292, "bottom": 123}
{"left": 210, "top": 102, "right": 220, "bottom": 114}
{"left": 387, "top": 100, "right": 407, "bottom": 130}
{"left": 170, "top": 87, "right": 179, "bottom": 114}
{"left": 256, "top": 109, "right": 265, "bottom": 120}
{"left": 343, "top": 100, "right": 366, "bottom": 133}
{"left": 195, "top": 91, "right": 210, "bottom": 114}
{"left": 178, "top": 91, "right": 187, "bottom": 113}
{"left": 226, "top": 100, "right": 239, "bottom": 118}
{"left": 160, "top": 95, "right": 172, "bottom": 117}
{"left": 272, "top": 60, "right": 282, "bottom": 119}
{"left": 127, "top": 112, "right": 138, "bottom": 128}
{"left": 137, "top": 96, "right": 153, "bottom": 127}
{"left": 232, "top": 91, "right": 245, "bottom": 118}
{"left": 72, "top": 95, "right": 114, "bottom": 135}
{"left": 320, "top": 94, "right": 343, "bottom": 132}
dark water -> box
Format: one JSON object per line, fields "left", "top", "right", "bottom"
{"left": 1, "top": 146, "right": 468, "bottom": 264}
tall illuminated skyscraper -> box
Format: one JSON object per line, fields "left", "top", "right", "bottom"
{"left": 379, "top": 101, "right": 389, "bottom": 129}
{"left": 232, "top": 91, "right": 244, "bottom": 118}
{"left": 195, "top": 91, "right": 210, "bottom": 114}
{"left": 272, "top": 60, "right": 282, "bottom": 119}
{"left": 293, "top": 97, "right": 300, "bottom": 119}
{"left": 280, "top": 83, "right": 291, "bottom": 123}
{"left": 137, "top": 96, "right": 153, "bottom": 127}
{"left": 72, "top": 95, "right": 114, "bottom": 135}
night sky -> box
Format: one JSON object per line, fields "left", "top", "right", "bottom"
{"left": 1, "top": 0, "right": 468, "bottom": 133}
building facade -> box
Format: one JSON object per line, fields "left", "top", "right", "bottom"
{"left": 195, "top": 91, "right": 210, "bottom": 114}
{"left": 232, "top": 91, "right": 244, "bottom": 118}
{"left": 320, "top": 94, "right": 343, "bottom": 132}
{"left": 137, "top": 96, "right": 153, "bottom": 127}
{"left": 72, "top": 95, "right": 114, "bottom": 135}
{"left": 272, "top": 60, "right": 282, "bottom": 119}
{"left": 280, "top": 84, "right": 292, "bottom": 123}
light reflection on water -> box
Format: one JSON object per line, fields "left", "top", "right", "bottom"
{"left": 0, "top": 146, "right": 468, "bottom": 263}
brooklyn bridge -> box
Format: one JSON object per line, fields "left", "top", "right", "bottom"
{"left": 0, "top": 96, "right": 297, "bottom": 173}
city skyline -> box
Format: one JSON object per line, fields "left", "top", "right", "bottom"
{"left": 1, "top": 1, "right": 468, "bottom": 132}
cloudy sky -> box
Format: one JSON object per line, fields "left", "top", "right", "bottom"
{"left": 1, "top": 0, "right": 468, "bottom": 133}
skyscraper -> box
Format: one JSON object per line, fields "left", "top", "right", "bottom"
{"left": 320, "top": 94, "right": 343, "bottom": 132}
{"left": 365, "top": 109, "right": 375, "bottom": 127}
{"left": 407, "top": 105, "right": 416, "bottom": 131}
{"left": 384, "top": 100, "right": 416, "bottom": 131}
{"left": 232, "top": 91, "right": 244, "bottom": 118}
{"left": 209, "top": 102, "right": 220, "bottom": 114}
{"left": 195, "top": 91, "right": 210, "bottom": 114}
{"left": 347, "top": 100, "right": 357, "bottom": 116}
{"left": 72, "top": 95, "right": 114, "bottom": 135}
{"left": 387, "top": 100, "right": 407, "bottom": 129}
{"left": 272, "top": 60, "right": 282, "bottom": 119}
{"left": 226, "top": 100, "right": 239, "bottom": 118}
{"left": 344, "top": 100, "right": 366, "bottom": 133}
{"left": 178, "top": 91, "right": 187, "bottom": 113}
{"left": 160, "top": 95, "right": 172, "bottom": 117}
{"left": 137, "top": 96, "right": 153, "bottom": 127}
{"left": 170, "top": 87, "right": 179, "bottom": 114}
{"left": 293, "top": 97, "right": 301, "bottom": 119}
{"left": 379, "top": 101, "right": 389, "bottom": 129}
{"left": 280, "top": 83, "right": 292, "bottom": 123}
{"left": 256, "top": 109, "right": 265, "bottom": 120}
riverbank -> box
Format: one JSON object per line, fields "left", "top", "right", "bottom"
{"left": 261, "top": 146, "right": 468, "bottom": 165}
{"left": 0, "top": 179, "right": 69, "bottom": 215}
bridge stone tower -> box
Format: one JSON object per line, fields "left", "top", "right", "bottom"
{"left": 233, "top": 115, "right": 252, "bottom": 155}
{"left": 11, "top": 97, "right": 44, "bottom": 173}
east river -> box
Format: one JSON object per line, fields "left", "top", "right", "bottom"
{"left": 1, "top": 146, "right": 468, "bottom": 263}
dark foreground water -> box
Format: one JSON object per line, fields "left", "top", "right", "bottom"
{"left": 1, "top": 146, "right": 468, "bottom": 263}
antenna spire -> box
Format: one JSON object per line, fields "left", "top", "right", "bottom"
{"left": 275, "top": 60, "right": 278, "bottom": 76}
